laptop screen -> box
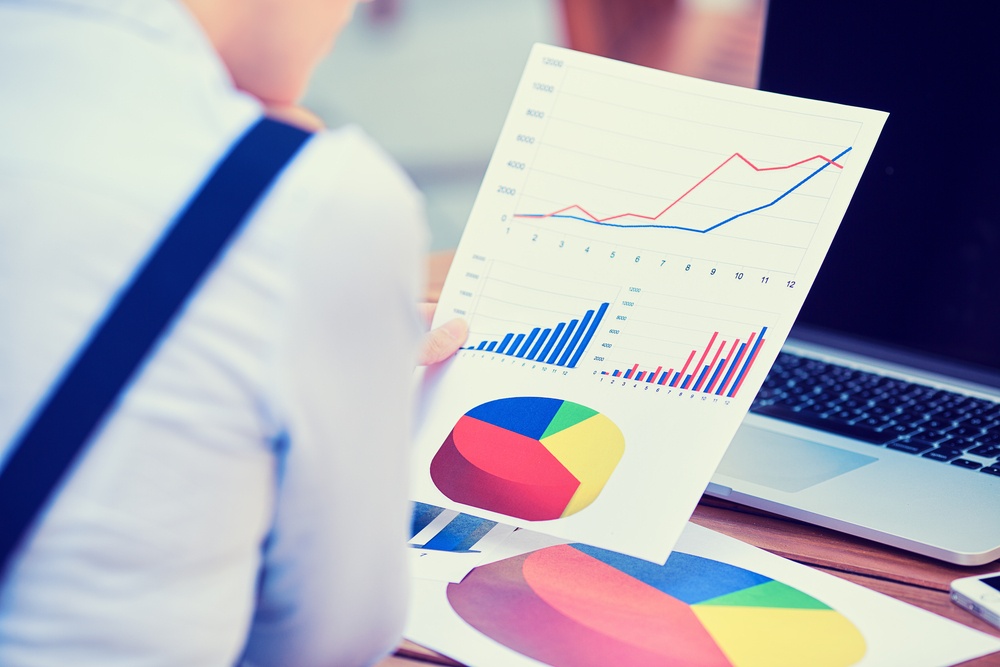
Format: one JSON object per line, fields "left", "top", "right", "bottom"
{"left": 757, "top": 2, "right": 1000, "bottom": 386}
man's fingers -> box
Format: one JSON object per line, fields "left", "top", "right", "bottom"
{"left": 419, "top": 317, "right": 468, "bottom": 366}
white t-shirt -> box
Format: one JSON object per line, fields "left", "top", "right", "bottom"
{"left": 0, "top": 1, "right": 427, "bottom": 665}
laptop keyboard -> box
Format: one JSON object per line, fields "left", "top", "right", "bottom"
{"left": 750, "top": 352, "right": 1000, "bottom": 475}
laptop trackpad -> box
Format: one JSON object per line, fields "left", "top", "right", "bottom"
{"left": 717, "top": 426, "right": 878, "bottom": 493}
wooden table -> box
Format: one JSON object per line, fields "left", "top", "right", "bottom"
{"left": 381, "top": 495, "right": 1000, "bottom": 667}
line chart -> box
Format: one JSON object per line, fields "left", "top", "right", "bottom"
{"left": 514, "top": 148, "right": 851, "bottom": 233}
{"left": 477, "top": 47, "right": 880, "bottom": 282}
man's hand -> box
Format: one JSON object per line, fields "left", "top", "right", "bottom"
{"left": 417, "top": 303, "right": 468, "bottom": 366}
{"left": 419, "top": 250, "right": 465, "bottom": 365}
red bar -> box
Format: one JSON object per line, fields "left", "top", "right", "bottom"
{"left": 693, "top": 339, "right": 726, "bottom": 392}
{"left": 658, "top": 368, "right": 673, "bottom": 385}
{"left": 675, "top": 350, "right": 697, "bottom": 388}
{"left": 688, "top": 332, "right": 718, "bottom": 390}
{"left": 731, "top": 338, "right": 766, "bottom": 398}
{"left": 627, "top": 363, "right": 639, "bottom": 379}
{"left": 648, "top": 366, "right": 662, "bottom": 383}
{"left": 635, "top": 371, "right": 646, "bottom": 382}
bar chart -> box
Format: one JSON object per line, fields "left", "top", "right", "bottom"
{"left": 464, "top": 301, "right": 609, "bottom": 369}
{"left": 410, "top": 501, "right": 500, "bottom": 553}
{"left": 453, "top": 259, "right": 621, "bottom": 371}
{"left": 601, "top": 325, "right": 767, "bottom": 398}
{"left": 587, "top": 282, "right": 778, "bottom": 397}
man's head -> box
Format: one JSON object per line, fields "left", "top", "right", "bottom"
{"left": 183, "top": 0, "right": 366, "bottom": 108}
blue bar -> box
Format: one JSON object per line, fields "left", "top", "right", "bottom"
{"left": 419, "top": 513, "right": 498, "bottom": 553}
{"left": 526, "top": 328, "right": 551, "bottom": 360}
{"left": 716, "top": 343, "right": 747, "bottom": 395}
{"left": 567, "top": 302, "right": 610, "bottom": 368}
{"left": 516, "top": 328, "right": 540, "bottom": 358}
{"left": 476, "top": 341, "right": 487, "bottom": 350}
{"left": 410, "top": 502, "right": 445, "bottom": 539}
{"left": 682, "top": 374, "right": 693, "bottom": 388}
{"left": 727, "top": 327, "right": 768, "bottom": 398}
{"left": 539, "top": 322, "right": 566, "bottom": 363}
{"left": 486, "top": 341, "right": 497, "bottom": 352}
{"left": 508, "top": 333, "right": 526, "bottom": 356}
{"left": 670, "top": 372, "right": 681, "bottom": 386}
{"left": 496, "top": 333, "right": 514, "bottom": 354}
{"left": 558, "top": 310, "right": 594, "bottom": 366}
{"left": 693, "top": 365, "right": 711, "bottom": 391}
{"left": 706, "top": 358, "right": 727, "bottom": 392}
{"left": 546, "top": 319, "right": 579, "bottom": 365}
{"left": 624, "top": 367, "right": 634, "bottom": 380}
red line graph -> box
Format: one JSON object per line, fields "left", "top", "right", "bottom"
{"left": 514, "top": 150, "right": 847, "bottom": 230}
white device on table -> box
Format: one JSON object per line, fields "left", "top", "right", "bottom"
{"left": 951, "top": 573, "right": 1000, "bottom": 630}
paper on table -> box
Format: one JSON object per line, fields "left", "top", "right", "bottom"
{"left": 412, "top": 43, "right": 887, "bottom": 563}
{"left": 405, "top": 522, "right": 1000, "bottom": 667}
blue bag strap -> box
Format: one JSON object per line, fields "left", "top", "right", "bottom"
{"left": 0, "top": 117, "right": 313, "bottom": 578}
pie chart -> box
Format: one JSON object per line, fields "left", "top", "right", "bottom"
{"left": 430, "top": 397, "right": 625, "bottom": 521}
{"left": 447, "top": 543, "right": 867, "bottom": 667}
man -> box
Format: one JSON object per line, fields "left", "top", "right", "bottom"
{"left": 0, "top": 0, "right": 464, "bottom": 664}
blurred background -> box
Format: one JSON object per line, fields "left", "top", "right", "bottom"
{"left": 302, "top": 0, "right": 766, "bottom": 250}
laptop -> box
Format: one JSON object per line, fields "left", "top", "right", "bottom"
{"left": 707, "top": 0, "right": 1000, "bottom": 565}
